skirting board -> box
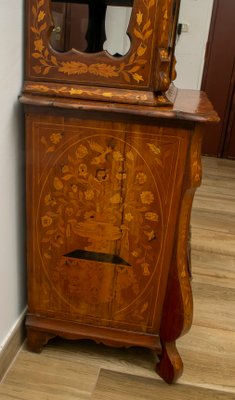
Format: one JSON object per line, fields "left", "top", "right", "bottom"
{"left": 0, "top": 308, "right": 27, "bottom": 382}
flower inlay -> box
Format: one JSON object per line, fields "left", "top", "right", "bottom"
{"left": 30, "top": 0, "right": 155, "bottom": 83}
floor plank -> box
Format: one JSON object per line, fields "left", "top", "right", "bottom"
{"left": 192, "top": 191, "right": 235, "bottom": 215}
{"left": 0, "top": 351, "right": 99, "bottom": 400}
{"left": 178, "top": 325, "right": 235, "bottom": 392}
{"left": 192, "top": 249, "right": 235, "bottom": 289}
{"left": 201, "top": 157, "right": 235, "bottom": 179}
{"left": 192, "top": 227, "right": 235, "bottom": 256}
{"left": 192, "top": 282, "right": 235, "bottom": 332}
{"left": 200, "top": 175, "right": 235, "bottom": 193}
{"left": 191, "top": 209, "right": 235, "bottom": 235}
{"left": 91, "top": 369, "right": 235, "bottom": 400}
{"left": 35, "top": 339, "right": 158, "bottom": 380}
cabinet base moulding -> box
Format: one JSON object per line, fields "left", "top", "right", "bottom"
{"left": 25, "top": 314, "right": 161, "bottom": 353}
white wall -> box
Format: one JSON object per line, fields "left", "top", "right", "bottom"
{"left": 0, "top": 1, "right": 26, "bottom": 349}
{"left": 174, "top": 0, "right": 214, "bottom": 89}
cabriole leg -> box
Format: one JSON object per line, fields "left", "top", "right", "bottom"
{"left": 156, "top": 340, "right": 183, "bottom": 384}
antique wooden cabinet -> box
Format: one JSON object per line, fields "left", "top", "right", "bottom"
{"left": 20, "top": 0, "right": 218, "bottom": 384}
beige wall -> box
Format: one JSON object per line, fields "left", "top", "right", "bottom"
{"left": 0, "top": 0, "right": 26, "bottom": 349}
{"left": 175, "top": 0, "right": 214, "bottom": 89}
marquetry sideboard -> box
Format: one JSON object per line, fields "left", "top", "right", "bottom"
{"left": 20, "top": 0, "right": 218, "bottom": 384}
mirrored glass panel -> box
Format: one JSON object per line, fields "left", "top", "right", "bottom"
{"left": 50, "top": 0, "right": 133, "bottom": 56}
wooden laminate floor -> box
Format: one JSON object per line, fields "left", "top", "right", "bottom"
{"left": 0, "top": 157, "right": 235, "bottom": 399}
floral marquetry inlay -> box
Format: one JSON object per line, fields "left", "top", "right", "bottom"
{"left": 39, "top": 137, "right": 160, "bottom": 264}
{"left": 36, "top": 129, "right": 165, "bottom": 318}
{"left": 30, "top": 0, "right": 156, "bottom": 84}
{"left": 40, "top": 131, "right": 63, "bottom": 153}
{"left": 23, "top": 0, "right": 217, "bottom": 381}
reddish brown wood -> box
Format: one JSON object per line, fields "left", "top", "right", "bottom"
{"left": 26, "top": 314, "right": 161, "bottom": 350}
{"left": 22, "top": 81, "right": 178, "bottom": 107}
{"left": 21, "top": 0, "right": 219, "bottom": 385}
{"left": 20, "top": 89, "right": 219, "bottom": 123}
{"left": 50, "top": 3, "right": 89, "bottom": 53}
{"left": 156, "top": 126, "right": 203, "bottom": 382}
{"left": 26, "top": 0, "right": 181, "bottom": 103}
{"left": 222, "top": 63, "right": 235, "bottom": 159}
{"left": 27, "top": 329, "right": 55, "bottom": 353}
{"left": 201, "top": 0, "right": 235, "bottom": 157}
{"left": 156, "top": 341, "right": 183, "bottom": 384}
{"left": 21, "top": 93, "right": 218, "bottom": 383}
{"left": 25, "top": 111, "right": 190, "bottom": 332}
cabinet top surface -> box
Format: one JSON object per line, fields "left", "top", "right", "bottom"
{"left": 20, "top": 89, "right": 219, "bottom": 123}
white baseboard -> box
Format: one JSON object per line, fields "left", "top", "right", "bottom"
{"left": 0, "top": 307, "right": 27, "bottom": 382}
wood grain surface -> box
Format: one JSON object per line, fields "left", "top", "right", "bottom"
{"left": 26, "top": 0, "right": 181, "bottom": 95}
{"left": 23, "top": 98, "right": 207, "bottom": 384}
{"left": 0, "top": 156, "right": 234, "bottom": 398}
{"left": 91, "top": 369, "right": 235, "bottom": 400}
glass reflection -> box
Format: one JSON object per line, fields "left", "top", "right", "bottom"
{"left": 50, "top": 0, "right": 132, "bottom": 56}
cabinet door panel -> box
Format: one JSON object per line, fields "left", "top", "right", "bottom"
{"left": 26, "top": 114, "right": 189, "bottom": 333}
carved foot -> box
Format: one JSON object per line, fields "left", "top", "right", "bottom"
{"left": 27, "top": 329, "right": 55, "bottom": 353}
{"left": 156, "top": 341, "right": 183, "bottom": 384}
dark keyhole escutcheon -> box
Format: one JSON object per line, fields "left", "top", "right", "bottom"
{"left": 64, "top": 249, "right": 131, "bottom": 266}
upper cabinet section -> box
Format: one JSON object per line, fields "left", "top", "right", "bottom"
{"left": 25, "top": 0, "right": 181, "bottom": 104}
